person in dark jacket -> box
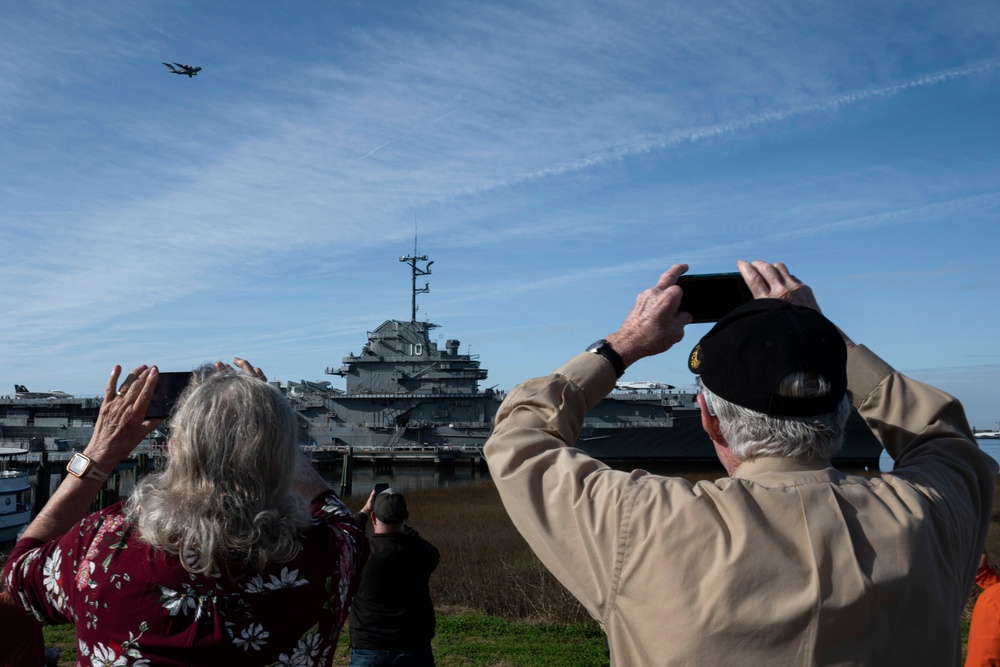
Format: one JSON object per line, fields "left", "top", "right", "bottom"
{"left": 350, "top": 488, "right": 439, "bottom": 667}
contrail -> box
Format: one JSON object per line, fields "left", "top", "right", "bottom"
{"left": 354, "top": 104, "right": 467, "bottom": 163}
{"left": 522, "top": 58, "right": 1000, "bottom": 182}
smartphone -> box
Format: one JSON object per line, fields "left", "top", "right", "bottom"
{"left": 676, "top": 273, "right": 753, "bottom": 324}
{"left": 374, "top": 482, "right": 390, "bottom": 496}
{"left": 145, "top": 371, "right": 193, "bottom": 419}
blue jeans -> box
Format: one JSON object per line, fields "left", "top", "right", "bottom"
{"left": 350, "top": 646, "right": 435, "bottom": 667}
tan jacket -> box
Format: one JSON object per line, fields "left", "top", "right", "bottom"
{"left": 484, "top": 345, "right": 997, "bottom": 666}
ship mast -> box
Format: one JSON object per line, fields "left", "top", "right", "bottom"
{"left": 399, "top": 237, "right": 433, "bottom": 322}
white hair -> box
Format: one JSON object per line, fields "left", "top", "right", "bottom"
{"left": 126, "top": 372, "right": 312, "bottom": 575}
{"left": 700, "top": 373, "right": 850, "bottom": 461}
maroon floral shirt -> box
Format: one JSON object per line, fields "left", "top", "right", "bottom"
{"left": 2, "top": 491, "right": 368, "bottom": 666}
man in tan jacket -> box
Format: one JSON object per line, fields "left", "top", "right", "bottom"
{"left": 484, "top": 259, "right": 997, "bottom": 666}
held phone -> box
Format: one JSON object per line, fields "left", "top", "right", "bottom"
{"left": 145, "top": 371, "right": 193, "bottom": 419}
{"left": 676, "top": 273, "right": 753, "bottom": 324}
{"left": 374, "top": 482, "right": 390, "bottom": 496}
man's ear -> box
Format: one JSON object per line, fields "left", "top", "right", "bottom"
{"left": 697, "top": 394, "right": 723, "bottom": 441}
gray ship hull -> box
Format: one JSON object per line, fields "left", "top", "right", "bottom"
{"left": 0, "top": 395, "right": 100, "bottom": 451}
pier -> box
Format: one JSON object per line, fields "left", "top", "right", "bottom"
{"left": 304, "top": 444, "right": 484, "bottom": 465}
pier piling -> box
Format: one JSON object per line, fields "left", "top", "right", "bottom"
{"left": 340, "top": 448, "right": 353, "bottom": 496}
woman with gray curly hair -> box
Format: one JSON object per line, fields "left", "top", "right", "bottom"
{"left": 3, "top": 358, "right": 369, "bottom": 666}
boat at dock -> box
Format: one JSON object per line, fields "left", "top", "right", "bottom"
{"left": 0, "top": 447, "right": 32, "bottom": 543}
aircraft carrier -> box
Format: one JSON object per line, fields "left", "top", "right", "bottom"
{"left": 0, "top": 388, "right": 99, "bottom": 452}
{"left": 0, "top": 252, "right": 882, "bottom": 467}
{"left": 278, "top": 252, "right": 881, "bottom": 466}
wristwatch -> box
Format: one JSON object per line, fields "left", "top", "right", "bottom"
{"left": 586, "top": 339, "right": 626, "bottom": 378}
{"left": 66, "top": 453, "right": 110, "bottom": 483}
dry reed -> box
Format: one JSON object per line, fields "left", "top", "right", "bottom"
{"left": 398, "top": 467, "right": 1000, "bottom": 627}
{"left": 403, "top": 479, "right": 592, "bottom": 624}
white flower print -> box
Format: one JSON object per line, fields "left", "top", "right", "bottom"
{"left": 90, "top": 641, "right": 128, "bottom": 666}
{"left": 42, "top": 548, "right": 62, "bottom": 595}
{"left": 232, "top": 623, "right": 270, "bottom": 651}
{"left": 296, "top": 630, "right": 322, "bottom": 658}
{"left": 5, "top": 548, "right": 41, "bottom": 590}
{"left": 77, "top": 622, "right": 150, "bottom": 666}
{"left": 277, "top": 651, "right": 310, "bottom": 667}
{"left": 274, "top": 628, "right": 326, "bottom": 667}
{"left": 41, "top": 547, "right": 68, "bottom": 610}
{"left": 275, "top": 631, "right": 324, "bottom": 666}
{"left": 338, "top": 570, "right": 350, "bottom": 605}
{"left": 320, "top": 499, "right": 344, "bottom": 516}
{"left": 159, "top": 586, "right": 198, "bottom": 618}
{"left": 243, "top": 574, "right": 267, "bottom": 594}
{"left": 264, "top": 566, "right": 307, "bottom": 590}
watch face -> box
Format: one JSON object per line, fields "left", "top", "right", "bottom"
{"left": 68, "top": 454, "right": 90, "bottom": 476}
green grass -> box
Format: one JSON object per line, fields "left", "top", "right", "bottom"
{"left": 325, "top": 614, "right": 608, "bottom": 667}
{"left": 40, "top": 624, "right": 75, "bottom": 665}
{"left": 433, "top": 615, "right": 608, "bottom": 667}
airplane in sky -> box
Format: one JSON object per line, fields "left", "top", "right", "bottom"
{"left": 162, "top": 62, "right": 201, "bottom": 77}
{"left": 14, "top": 385, "right": 74, "bottom": 399}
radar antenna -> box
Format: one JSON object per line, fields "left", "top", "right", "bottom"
{"left": 399, "top": 235, "right": 433, "bottom": 322}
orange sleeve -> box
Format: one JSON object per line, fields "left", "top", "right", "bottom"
{"left": 967, "top": 583, "right": 1000, "bottom": 666}
{"left": 978, "top": 565, "right": 1000, "bottom": 591}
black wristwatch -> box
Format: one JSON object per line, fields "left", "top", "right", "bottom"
{"left": 586, "top": 339, "right": 625, "bottom": 378}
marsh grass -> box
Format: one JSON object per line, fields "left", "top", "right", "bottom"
{"left": 407, "top": 479, "right": 592, "bottom": 624}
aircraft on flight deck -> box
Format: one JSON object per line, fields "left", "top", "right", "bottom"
{"left": 614, "top": 381, "right": 675, "bottom": 392}
{"left": 14, "top": 385, "right": 74, "bottom": 399}
{"left": 162, "top": 62, "right": 201, "bottom": 77}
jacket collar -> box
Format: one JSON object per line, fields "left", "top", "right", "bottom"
{"left": 732, "top": 455, "right": 833, "bottom": 479}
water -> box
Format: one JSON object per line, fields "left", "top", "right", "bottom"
{"left": 15, "top": 438, "right": 1000, "bottom": 510}
{"left": 979, "top": 440, "right": 1000, "bottom": 464}
{"left": 329, "top": 438, "right": 1000, "bottom": 499}
{"left": 321, "top": 439, "right": 1000, "bottom": 506}
{"left": 876, "top": 438, "right": 1000, "bottom": 472}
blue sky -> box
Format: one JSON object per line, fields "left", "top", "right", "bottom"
{"left": 2, "top": 0, "right": 998, "bottom": 429}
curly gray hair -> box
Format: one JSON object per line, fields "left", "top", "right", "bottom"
{"left": 126, "top": 371, "right": 311, "bottom": 575}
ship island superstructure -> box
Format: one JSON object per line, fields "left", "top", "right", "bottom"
{"left": 285, "top": 252, "right": 502, "bottom": 453}
{"left": 280, "top": 251, "right": 881, "bottom": 466}
{"left": 281, "top": 252, "right": 722, "bottom": 462}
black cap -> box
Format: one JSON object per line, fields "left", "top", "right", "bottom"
{"left": 688, "top": 299, "right": 847, "bottom": 416}
{"left": 374, "top": 488, "right": 408, "bottom": 523}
